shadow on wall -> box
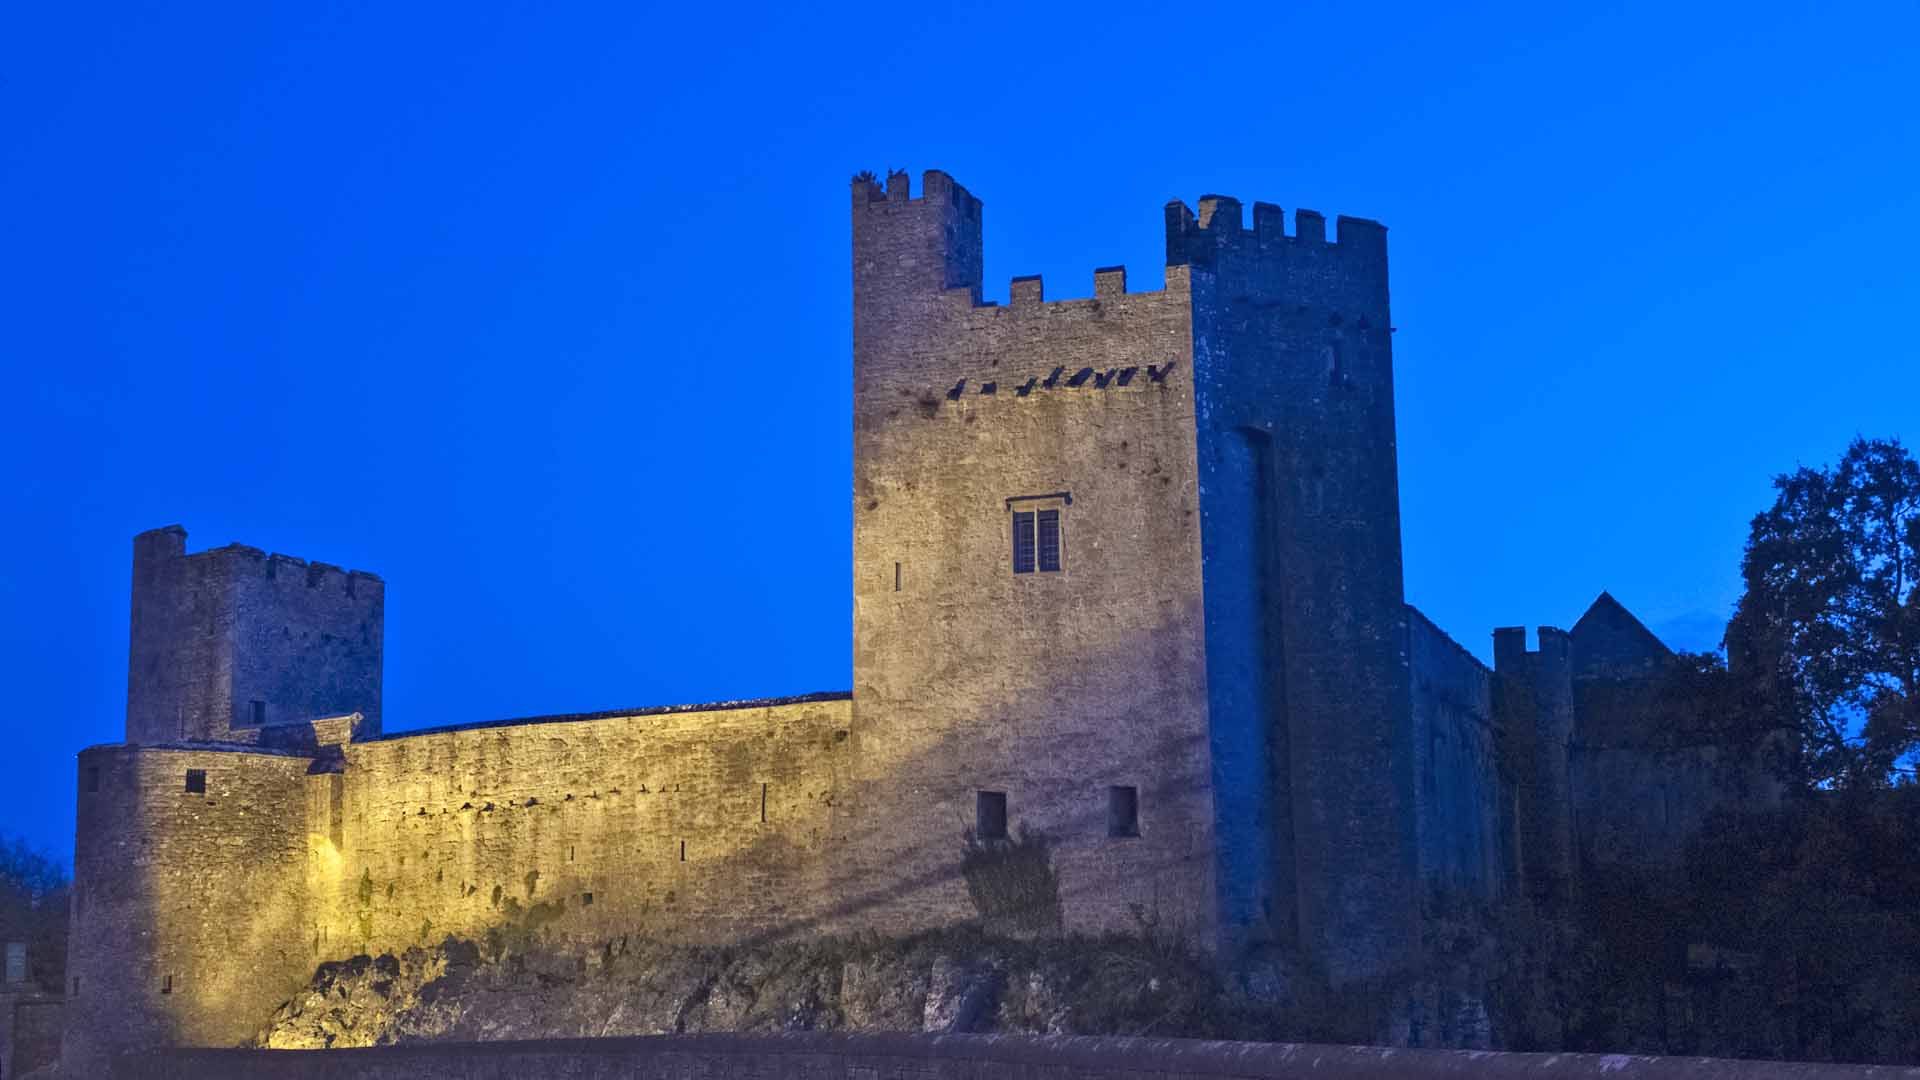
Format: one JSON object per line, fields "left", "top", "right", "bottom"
{"left": 959, "top": 828, "right": 1062, "bottom": 936}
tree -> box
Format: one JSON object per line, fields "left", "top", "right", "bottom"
{"left": 0, "top": 831, "right": 68, "bottom": 992}
{"left": 1728, "top": 437, "right": 1920, "bottom": 788}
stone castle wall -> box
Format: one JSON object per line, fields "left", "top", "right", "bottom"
{"left": 67, "top": 745, "right": 315, "bottom": 1068}
{"left": 69, "top": 697, "right": 852, "bottom": 1066}
{"left": 316, "top": 695, "right": 851, "bottom": 958}
{"left": 1569, "top": 678, "right": 1785, "bottom": 869}
{"left": 1407, "top": 609, "right": 1505, "bottom": 900}
{"left": 848, "top": 171, "right": 1219, "bottom": 948}
{"left": 65, "top": 169, "right": 1787, "bottom": 1070}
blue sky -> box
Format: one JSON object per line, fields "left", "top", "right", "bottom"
{"left": 2, "top": 1, "right": 1915, "bottom": 860}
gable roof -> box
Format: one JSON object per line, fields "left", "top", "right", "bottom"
{"left": 1570, "top": 591, "right": 1673, "bottom": 678}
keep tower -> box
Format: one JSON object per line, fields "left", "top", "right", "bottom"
{"left": 846, "top": 170, "right": 1417, "bottom": 983}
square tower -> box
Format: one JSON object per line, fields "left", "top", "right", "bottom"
{"left": 126, "top": 526, "right": 384, "bottom": 745}
{"left": 847, "top": 171, "right": 1418, "bottom": 983}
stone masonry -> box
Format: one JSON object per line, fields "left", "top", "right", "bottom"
{"left": 63, "top": 169, "right": 1777, "bottom": 1069}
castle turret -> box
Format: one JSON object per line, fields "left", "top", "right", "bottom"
{"left": 127, "top": 526, "right": 384, "bottom": 745}
{"left": 69, "top": 529, "right": 384, "bottom": 1070}
{"left": 65, "top": 745, "right": 314, "bottom": 1071}
{"left": 851, "top": 169, "right": 983, "bottom": 398}
{"left": 1493, "top": 626, "right": 1577, "bottom": 899}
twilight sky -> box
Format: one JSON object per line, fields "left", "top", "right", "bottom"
{"left": 2, "top": 2, "right": 1916, "bottom": 861}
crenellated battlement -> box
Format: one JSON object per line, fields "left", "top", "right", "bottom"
{"left": 1165, "top": 195, "right": 1386, "bottom": 269}
{"left": 127, "top": 526, "right": 385, "bottom": 747}
{"left": 1493, "top": 625, "right": 1572, "bottom": 675}
{"left": 984, "top": 263, "right": 1156, "bottom": 309}
{"left": 180, "top": 540, "right": 383, "bottom": 596}
{"left": 851, "top": 168, "right": 982, "bottom": 220}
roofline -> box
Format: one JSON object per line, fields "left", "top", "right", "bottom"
{"left": 356, "top": 690, "right": 854, "bottom": 744}
{"left": 77, "top": 741, "right": 314, "bottom": 759}
{"left": 1575, "top": 591, "right": 1675, "bottom": 656}
{"left": 1405, "top": 603, "right": 1492, "bottom": 673}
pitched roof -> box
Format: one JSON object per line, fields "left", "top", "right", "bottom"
{"left": 1570, "top": 591, "right": 1673, "bottom": 678}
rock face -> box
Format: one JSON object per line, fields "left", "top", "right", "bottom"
{"left": 258, "top": 930, "right": 1342, "bottom": 1050}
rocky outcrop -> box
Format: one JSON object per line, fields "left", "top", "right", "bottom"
{"left": 259, "top": 929, "right": 1330, "bottom": 1050}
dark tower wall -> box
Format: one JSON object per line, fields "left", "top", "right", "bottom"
{"left": 848, "top": 171, "right": 1220, "bottom": 944}
{"left": 1408, "top": 607, "right": 1503, "bottom": 900}
{"left": 1174, "top": 197, "right": 1419, "bottom": 983}
{"left": 1493, "top": 627, "right": 1577, "bottom": 899}
{"left": 126, "top": 526, "right": 384, "bottom": 745}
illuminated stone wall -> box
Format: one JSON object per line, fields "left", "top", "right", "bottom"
{"left": 80, "top": 171, "right": 1759, "bottom": 1064}
{"left": 311, "top": 696, "right": 852, "bottom": 960}
{"left": 66, "top": 745, "right": 314, "bottom": 1070}
{"left": 849, "top": 171, "right": 1219, "bottom": 948}
{"left": 69, "top": 698, "right": 850, "bottom": 1069}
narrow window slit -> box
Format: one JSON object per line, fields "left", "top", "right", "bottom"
{"left": 976, "top": 791, "right": 1008, "bottom": 840}
{"left": 1108, "top": 785, "right": 1140, "bottom": 838}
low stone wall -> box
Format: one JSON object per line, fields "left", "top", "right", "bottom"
{"left": 121, "top": 1033, "right": 1920, "bottom": 1079}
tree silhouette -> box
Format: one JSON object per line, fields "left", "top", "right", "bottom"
{"left": 0, "top": 831, "right": 68, "bottom": 992}
{"left": 1728, "top": 436, "right": 1920, "bottom": 788}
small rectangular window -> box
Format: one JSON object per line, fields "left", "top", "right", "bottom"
{"left": 161, "top": 974, "right": 173, "bottom": 995}
{"left": 251, "top": 700, "right": 266, "bottom": 727}
{"left": 1037, "top": 509, "right": 1062, "bottom": 572}
{"left": 185, "top": 769, "right": 206, "bottom": 794}
{"left": 73, "top": 976, "right": 80, "bottom": 997}
{"left": 4, "top": 942, "right": 25, "bottom": 985}
{"left": 86, "top": 766, "right": 100, "bottom": 794}
{"left": 582, "top": 892, "right": 594, "bottom": 906}
{"left": 1108, "top": 785, "right": 1140, "bottom": 838}
{"left": 976, "top": 790, "right": 1008, "bottom": 840}
{"left": 1012, "top": 512, "right": 1036, "bottom": 574}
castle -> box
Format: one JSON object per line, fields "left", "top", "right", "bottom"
{"left": 64, "top": 169, "right": 1775, "bottom": 1066}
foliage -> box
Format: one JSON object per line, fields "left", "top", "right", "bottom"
{"left": 1679, "top": 788, "right": 1920, "bottom": 1062}
{"left": 1728, "top": 436, "right": 1920, "bottom": 788}
{"left": 0, "top": 830, "right": 70, "bottom": 992}
{"left": 1462, "top": 788, "right": 1920, "bottom": 1064}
